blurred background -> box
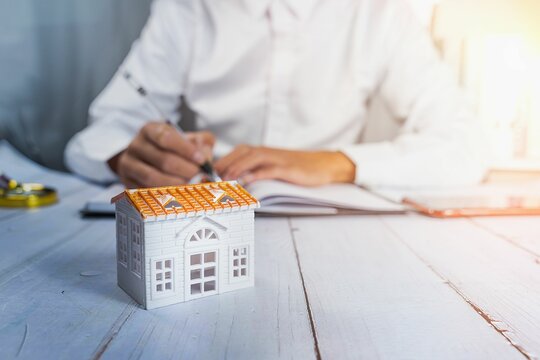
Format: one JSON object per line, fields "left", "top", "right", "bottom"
{"left": 1, "top": 0, "right": 539, "bottom": 180}
{"left": 432, "top": 0, "right": 540, "bottom": 179}
{"left": 0, "top": 0, "right": 153, "bottom": 169}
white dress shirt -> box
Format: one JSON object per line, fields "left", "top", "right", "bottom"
{"left": 65, "top": 0, "right": 486, "bottom": 188}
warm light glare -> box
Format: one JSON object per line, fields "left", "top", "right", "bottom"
{"left": 529, "top": 56, "right": 540, "bottom": 159}
{"left": 478, "top": 35, "right": 540, "bottom": 164}
{"left": 432, "top": 0, "right": 540, "bottom": 168}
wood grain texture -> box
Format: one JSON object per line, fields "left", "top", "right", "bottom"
{"left": 383, "top": 214, "right": 540, "bottom": 359}
{"left": 290, "top": 216, "right": 523, "bottom": 360}
{"left": 0, "top": 142, "right": 111, "bottom": 280}
{"left": 0, "top": 142, "right": 105, "bottom": 281}
{"left": 0, "top": 140, "right": 316, "bottom": 359}
{"left": 3, "top": 141, "right": 540, "bottom": 359}
{"left": 98, "top": 218, "right": 316, "bottom": 360}
{"left": 471, "top": 216, "right": 540, "bottom": 257}
{"left": 0, "top": 186, "right": 106, "bottom": 277}
{"left": 0, "top": 219, "right": 137, "bottom": 359}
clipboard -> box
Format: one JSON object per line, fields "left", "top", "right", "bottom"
{"left": 403, "top": 195, "right": 540, "bottom": 218}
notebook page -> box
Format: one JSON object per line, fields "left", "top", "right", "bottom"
{"left": 246, "top": 180, "right": 404, "bottom": 211}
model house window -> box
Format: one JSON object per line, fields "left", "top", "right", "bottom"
{"left": 231, "top": 246, "right": 249, "bottom": 280}
{"left": 152, "top": 258, "right": 174, "bottom": 297}
{"left": 188, "top": 251, "right": 217, "bottom": 296}
{"left": 189, "top": 228, "right": 218, "bottom": 242}
{"left": 130, "top": 219, "right": 142, "bottom": 277}
{"left": 116, "top": 213, "right": 128, "bottom": 267}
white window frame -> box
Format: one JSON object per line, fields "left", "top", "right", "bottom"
{"left": 229, "top": 245, "right": 249, "bottom": 283}
{"left": 151, "top": 257, "right": 175, "bottom": 299}
{"left": 116, "top": 213, "right": 128, "bottom": 267}
{"left": 129, "top": 218, "right": 142, "bottom": 278}
{"left": 185, "top": 249, "right": 219, "bottom": 300}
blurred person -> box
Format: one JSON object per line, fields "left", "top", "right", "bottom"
{"left": 65, "top": 0, "right": 486, "bottom": 188}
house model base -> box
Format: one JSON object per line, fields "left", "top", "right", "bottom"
{"left": 111, "top": 181, "right": 260, "bottom": 310}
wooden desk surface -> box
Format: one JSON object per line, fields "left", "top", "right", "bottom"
{"left": 1, "top": 141, "right": 539, "bottom": 360}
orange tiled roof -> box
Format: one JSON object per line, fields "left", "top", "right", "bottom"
{"left": 111, "top": 181, "right": 259, "bottom": 221}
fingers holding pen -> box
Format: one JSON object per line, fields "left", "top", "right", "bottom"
{"left": 141, "top": 123, "right": 206, "bottom": 165}
{"left": 127, "top": 135, "right": 200, "bottom": 180}
{"left": 119, "top": 73, "right": 218, "bottom": 184}
{"left": 112, "top": 122, "right": 220, "bottom": 188}
{"left": 117, "top": 151, "right": 188, "bottom": 188}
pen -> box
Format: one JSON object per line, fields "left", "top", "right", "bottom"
{"left": 122, "top": 71, "right": 222, "bottom": 182}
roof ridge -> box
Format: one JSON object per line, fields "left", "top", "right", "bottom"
{"left": 113, "top": 181, "right": 258, "bottom": 220}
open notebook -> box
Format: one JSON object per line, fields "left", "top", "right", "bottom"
{"left": 81, "top": 180, "right": 405, "bottom": 216}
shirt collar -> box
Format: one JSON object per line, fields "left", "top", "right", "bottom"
{"left": 242, "top": 0, "right": 316, "bottom": 20}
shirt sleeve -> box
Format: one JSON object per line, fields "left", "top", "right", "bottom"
{"left": 341, "top": 1, "right": 488, "bottom": 189}
{"left": 64, "top": 0, "right": 194, "bottom": 183}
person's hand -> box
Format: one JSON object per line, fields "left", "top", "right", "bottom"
{"left": 214, "top": 146, "right": 356, "bottom": 186}
{"left": 108, "top": 122, "right": 215, "bottom": 188}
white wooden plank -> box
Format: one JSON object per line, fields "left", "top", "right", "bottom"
{"left": 0, "top": 141, "right": 111, "bottom": 276}
{"left": 471, "top": 216, "right": 540, "bottom": 257}
{"left": 383, "top": 214, "right": 540, "bottom": 358}
{"left": 0, "top": 144, "right": 144, "bottom": 358}
{"left": 98, "top": 218, "right": 316, "bottom": 360}
{"left": 0, "top": 213, "right": 315, "bottom": 359}
{"left": 0, "top": 142, "right": 316, "bottom": 358}
{"left": 291, "top": 216, "right": 523, "bottom": 360}
{"left": 0, "top": 182, "right": 104, "bottom": 279}
{"left": 0, "top": 219, "right": 138, "bottom": 359}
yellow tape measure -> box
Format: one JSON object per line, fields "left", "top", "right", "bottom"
{"left": 0, "top": 174, "right": 58, "bottom": 208}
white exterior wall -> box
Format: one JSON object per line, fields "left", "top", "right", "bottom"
{"left": 115, "top": 198, "right": 146, "bottom": 307}
{"left": 143, "top": 219, "right": 188, "bottom": 309}
{"left": 142, "top": 209, "right": 255, "bottom": 310}
{"left": 214, "top": 210, "right": 255, "bottom": 294}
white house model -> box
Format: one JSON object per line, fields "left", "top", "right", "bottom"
{"left": 111, "top": 181, "right": 260, "bottom": 309}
